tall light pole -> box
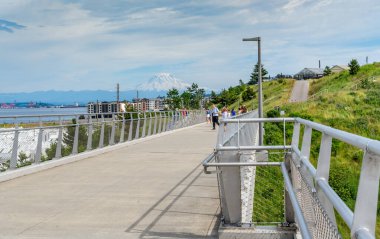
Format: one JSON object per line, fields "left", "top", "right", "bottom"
{"left": 243, "top": 36, "right": 263, "bottom": 145}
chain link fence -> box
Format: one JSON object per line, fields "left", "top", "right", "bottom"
{"left": 252, "top": 164, "right": 285, "bottom": 224}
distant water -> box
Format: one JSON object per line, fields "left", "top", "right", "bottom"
{"left": 0, "top": 107, "right": 87, "bottom": 124}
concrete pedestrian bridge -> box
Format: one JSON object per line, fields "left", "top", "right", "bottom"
{"left": 0, "top": 123, "right": 219, "bottom": 238}
{"left": 0, "top": 111, "right": 379, "bottom": 239}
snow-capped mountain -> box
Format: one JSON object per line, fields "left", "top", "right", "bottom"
{"left": 136, "top": 73, "right": 190, "bottom": 91}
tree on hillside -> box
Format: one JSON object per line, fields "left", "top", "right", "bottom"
{"left": 323, "top": 66, "right": 332, "bottom": 76}
{"left": 210, "top": 91, "right": 218, "bottom": 104}
{"left": 186, "top": 83, "right": 205, "bottom": 109}
{"left": 166, "top": 88, "right": 181, "bottom": 109}
{"left": 239, "top": 79, "right": 247, "bottom": 91}
{"left": 248, "top": 63, "right": 268, "bottom": 85}
{"left": 348, "top": 59, "right": 360, "bottom": 75}
{"left": 181, "top": 91, "right": 191, "bottom": 108}
{"left": 242, "top": 86, "right": 256, "bottom": 102}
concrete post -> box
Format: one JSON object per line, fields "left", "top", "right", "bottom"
{"left": 147, "top": 112, "right": 152, "bottom": 136}
{"left": 99, "top": 115, "right": 105, "bottom": 148}
{"left": 55, "top": 117, "right": 63, "bottom": 158}
{"left": 153, "top": 112, "right": 158, "bottom": 135}
{"left": 110, "top": 114, "right": 115, "bottom": 145}
{"left": 119, "top": 114, "right": 125, "bottom": 143}
{"left": 87, "top": 116, "right": 93, "bottom": 150}
{"left": 10, "top": 123, "right": 19, "bottom": 169}
{"left": 35, "top": 118, "right": 43, "bottom": 163}
{"left": 158, "top": 112, "right": 162, "bottom": 133}
{"left": 72, "top": 116, "right": 79, "bottom": 154}
{"left": 141, "top": 112, "right": 146, "bottom": 138}
{"left": 128, "top": 113, "right": 133, "bottom": 141}
{"left": 135, "top": 113, "right": 140, "bottom": 140}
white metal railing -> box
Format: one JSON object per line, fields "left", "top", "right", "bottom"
{"left": 0, "top": 110, "right": 204, "bottom": 172}
{"left": 203, "top": 116, "right": 380, "bottom": 239}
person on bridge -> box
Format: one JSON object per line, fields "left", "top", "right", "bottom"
{"left": 206, "top": 109, "right": 211, "bottom": 124}
{"left": 221, "top": 106, "right": 229, "bottom": 131}
{"left": 211, "top": 104, "right": 220, "bottom": 130}
{"left": 231, "top": 108, "right": 236, "bottom": 117}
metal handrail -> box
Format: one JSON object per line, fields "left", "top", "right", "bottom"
{"left": 0, "top": 110, "right": 196, "bottom": 119}
{"left": 0, "top": 110, "right": 205, "bottom": 172}
{"left": 205, "top": 117, "right": 380, "bottom": 239}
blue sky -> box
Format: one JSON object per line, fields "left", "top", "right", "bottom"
{"left": 1, "top": 0, "right": 380, "bottom": 92}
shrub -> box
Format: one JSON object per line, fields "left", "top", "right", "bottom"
{"left": 348, "top": 59, "right": 360, "bottom": 75}
{"left": 360, "top": 78, "right": 375, "bottom": 89}
{"left": 242, "top": 87, "right": 256, "bottom": 102}
{"left": 266, "top": 109, "right": 280, "bottom": 118}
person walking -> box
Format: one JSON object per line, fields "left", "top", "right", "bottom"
{"left": 231, "top": 108, "right": 236, "bottom": 117}
{"left": 211, "top": 104, "right": 219, "bottom": 130}
{"left": 241, "top": 105, "right": 247, "bottom": 113}
{"left": 206, "top": 109, "right": 211, "bottom": 123}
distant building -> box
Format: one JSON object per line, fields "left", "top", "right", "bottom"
{"left": 131, "top": 97, "right": 166, "bottom": 111}
{"left": 87, "top": 101, "right": 119, "bottom": 114}
{"left": 130, "top": 98, "right": 149, "bottom": 111}
{"left": 294, "top": 68, "right": 324, "bottom": 80}
{"left": 331, "top": 65, "right": 349, "bottom": 73}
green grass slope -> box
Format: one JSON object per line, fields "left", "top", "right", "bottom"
{"left": 221, "top": 63, "right": 380, "bottom": 237}
{"left": 271, "top": 63, "right": 380, "bottom": 238}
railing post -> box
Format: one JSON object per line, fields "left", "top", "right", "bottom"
{"left": 99, "top": 114, "right": 105, "bottom": 148}
{"left": 180, "top": 111, "right": 184, "bottom": 128}
{"left": 216, "top": 140, "right": 242, "bottom": 224}
{"left": 291, "top": 122, "right": 300, "bottom": 149}
{"left": 300, "top": 125, "right": 312, "bottom": 161}
{"left": 10, "top": 122, "right": 19, "bottom": 169}
{"left": 173, "top": 111, "right": 177, "bottom": 129}
{"left": 55, "top": 117, "right": 63, "bottom": 159}
{"left": 168, "top": 111, "right": 173, "bottom": 130}
{"left": 284, "top": 152, "right": 296, "bottom": 224}
{"left": 35, "top": 117, "right": 43, "bottom": 163}
{"left": 128, "top": 113, "right": 133, "bottom": 141}
{"left": 87, "top": 115, "right": 93, "bottom": 150}
{"left": 141, "top": 112, "right": 146, "bottom": 138}
{"left": 110, "top": 113, "right": 116, "bottom": 145}
{"left": 351, "top": 149, "right": 380, "bottom": 239}
{"left": 72, "top": 116, "right": 79, "bottom": 154}
{"left": 158, "top": 112, "right": 162, "bottom": 133}
{"left": 134, "top": 112, "right": 140, "bottom": 140}
{"left": 147, "top": 112, "right": 152, "bottom": 136}
{"left": 162, "top": 112, "right": 167, "bottom": 132}
{"left": 120, "top": 114, "right": 125, "bottom": 143}
{"left": 153, "top": 112, "right": 158, "bottom": 135}
{"left": 215, "top": 118, "right": 243, "bottom": 225}
{"left": 315, "top": 133, "right": 336, "bottom": 226}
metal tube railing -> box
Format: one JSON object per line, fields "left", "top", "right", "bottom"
{"left": 205, "top": 116, "right": 380, "bottom": 239}
{"left": 0, "top": 110, "right": 204, "bottom": 172}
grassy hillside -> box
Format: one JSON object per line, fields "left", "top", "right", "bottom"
{"left": 265, "top": 63, "right": 380, "bottom": 238}
{"left": 282, "top": 63, "right": 380, "bottom": 238}
{"left": 223, "top": 78, "right": 294, "bottom": 111}
{"left": 222, "top": 63, "right": 380, "bottom": 238}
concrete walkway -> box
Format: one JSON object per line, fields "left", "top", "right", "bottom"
{"left": 0, "top": 124, "right": 219, "bottom": 239}
{"left": 289, "top": 80, "right": 309, "bottom": 102}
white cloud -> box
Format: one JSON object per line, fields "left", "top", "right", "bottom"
{"left": 282, "top": 0, "right": 308, "bottom": 12}
{"left": 0, "top": 0, "right": 379, "bottom": 93}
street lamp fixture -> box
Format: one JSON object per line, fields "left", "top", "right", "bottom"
{"left": 243, "top": 36, "right": 263, "bottom": 146}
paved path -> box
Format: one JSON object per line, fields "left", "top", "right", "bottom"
{"left": 0, "top": 124, "right": 219, "bottom": 239}
{"left": 289, "top": 80, "right": 309, "bottom": 102}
